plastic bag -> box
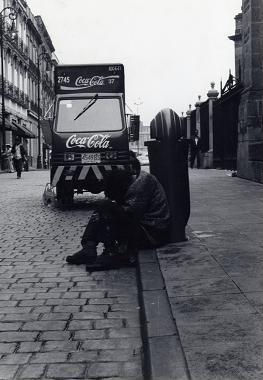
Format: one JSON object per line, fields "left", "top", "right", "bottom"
{"left": 42, "top": 183, "right": 56, "bottom": 206}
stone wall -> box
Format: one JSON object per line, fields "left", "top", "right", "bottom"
{"left": 237, "top": 0, "right": 263, "bottom": 182}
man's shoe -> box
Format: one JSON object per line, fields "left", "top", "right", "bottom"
{"left": 66, "top": 247, "right": 97, "bottom": 265}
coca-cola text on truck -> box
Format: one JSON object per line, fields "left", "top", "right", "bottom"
{"left": 50, "top": 64, "right": 131, "bottom": 205}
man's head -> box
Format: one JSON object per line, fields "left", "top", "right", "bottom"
{"left": 129, "top": 150, "right": 141, "bottom": 177}
{"left": 15, "top": 136, "right": 21, "bottom": 144}
{"left": 104, "top": 169, "right": 133, "bottom": 203}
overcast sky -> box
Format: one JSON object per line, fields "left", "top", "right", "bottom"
{"left": 29, "top": 0, "right": 241, "bottom": 125}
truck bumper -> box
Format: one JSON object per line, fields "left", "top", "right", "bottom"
{"left": 51, "top": 164, "right": 130, "bottom": 188}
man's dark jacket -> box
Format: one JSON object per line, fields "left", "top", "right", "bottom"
{"left": 190, "top": 136, "right": 202, "bottom": 153}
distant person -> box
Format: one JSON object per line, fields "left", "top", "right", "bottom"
{"left": 190, "top": 130, "right": 202, "bottom": 169}
{"left": 5, "top": 144, "right": 14, "bottom": 173}
{"left": 22, "top": 139, "right": 29, "bottom": 171}
{"left": 66, "top": 153, "right": 170, "bottom": 270}
{"left": 23, "top": 139, "right": 29, "bottom": 172}
{"left": 11, "top": 137, "right": 26, "bottom": 179}
{"left": 1, "top": 146, "right": 7, "bottom": 171}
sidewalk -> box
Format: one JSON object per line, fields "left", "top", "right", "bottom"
{"left": 138, "top": 169, "right": 263, "bottom": 380}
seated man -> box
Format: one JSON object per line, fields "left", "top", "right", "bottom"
{"left": 66, "top": 154, "right": 170, "bottom": 269}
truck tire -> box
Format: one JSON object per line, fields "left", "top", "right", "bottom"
{"left": 56, "top": 184, "right": 74, "bottom": 207}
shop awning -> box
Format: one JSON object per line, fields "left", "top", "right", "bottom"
{"left": 12, "top": 122, "right": 36, "bottom": 139}
{"left": 0, "top": 117, "right": 17, "bottom": 131}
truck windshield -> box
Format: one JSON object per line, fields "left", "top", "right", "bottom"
{"left": 56, "top": 97, "right": 123, "bottom": 132}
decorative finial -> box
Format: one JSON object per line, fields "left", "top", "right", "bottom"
{"left": 186, "top": 105, "right": 192, "bottom": 116}
{"left": 207, "top": 81, "right": 219, "bottom": 99}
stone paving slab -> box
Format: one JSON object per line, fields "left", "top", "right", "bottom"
{"left": 143, "top": 290, "right": 176, "bottom": 337}
{"left": 185, "top": 341, "right": 263, "bottom": 380}
{"left": 137, "top": 250, "right": 190, "bottom": 380}
{"left": 148, "top": 336, "right": 189, "bottom": 380}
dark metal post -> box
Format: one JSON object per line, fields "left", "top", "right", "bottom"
{"left": 37, "top": 56, "right": 42, "bottom": 169}
{"left": 36, "top": 51, "right": 49, "bottom": 169}
{"left": 0, "top": 15, "right": 6, "bottom": 151}
{"left": 146, "top": 108, "right": 191, "bottom": 242}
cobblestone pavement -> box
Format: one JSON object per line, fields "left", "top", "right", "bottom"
{"left": 0, "top": 171, "right": 144, "bottom": 380}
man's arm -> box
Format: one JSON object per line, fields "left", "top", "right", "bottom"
{"left": 96, "top": 198, "right": 134, "bottom": 224}
{"left": 122, "top": 174, "right": 154, "bottom": 221}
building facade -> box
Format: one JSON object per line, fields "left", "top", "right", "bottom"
{"left": 0, "top": 0, "right": 57, "bottom": 170}
{"left": 230, "top": 0, "right": 263, "bottom": 182}
{"left": 184, "top": 0, "right": 263, "bottom": 182}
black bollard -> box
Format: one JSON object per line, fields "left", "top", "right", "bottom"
{"left": 145, "top": 108, "right": 190, "bottom": 242}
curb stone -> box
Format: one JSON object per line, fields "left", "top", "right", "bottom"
{"left": 137, "top": 249, "right": 191, "bottom": 380}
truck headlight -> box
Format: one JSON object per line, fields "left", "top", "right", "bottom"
{"left": 105, "top": 151, "right": 117, "bottom": 160}
{"left": 64, "top": 153, "right": 75, "bottom": 161}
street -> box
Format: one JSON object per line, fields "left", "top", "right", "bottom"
{"left": 1, "top": 168, "right": 263, "bottom": 380}
{"left": 0, "top": 171, "right": 143, "bottom": 380}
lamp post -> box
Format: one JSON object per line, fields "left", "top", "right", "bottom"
{"left": 134, "top": 98, "right": 143, "bottom": 115}
{"left": 0, "top": 7, "right": 17, "bottom": 152}
{"left": 36, "top": 51, "right": 49, "bottom": 169}
{"left": 133, "top": 98, "right": 143, "bottom": 155}
{"left": 186, "top": 104, "right": 192, "bottom": 139}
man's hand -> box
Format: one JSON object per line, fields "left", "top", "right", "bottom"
{"left": 96, "top": 198, "right": 117, "bottom": 213}
{"left": 96, "top": 198, "right": 130, "bottom": 220}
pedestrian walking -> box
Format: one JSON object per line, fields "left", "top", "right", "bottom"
{"left": 11, "top": 137, "right": 26, "bottom": 179}
{"left": 5, "top": 144, "right": 14, "bottom": 173}
{"left": 22, "top": 139, "right": 29, "bottom": 172}
{"left": 1, "top": 146, "right": 7, "bottom": 171}
{"left": 66, "top": 153, "right": 171, "bottom": 270}
{"left": 190, "top": 129, "right": 202, "bottom": 169}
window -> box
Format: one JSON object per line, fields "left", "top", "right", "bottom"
{"left": 14, "top": 62, "right": 18, "bottom": 87}
{"left": 56, "top": 97, "right": 123, "bottom": 133}
{"left": 20, "top": 68, "right": 24, "bottom": 92}
{"left": 7, "top": 53, "right": 12, "bottom": 81}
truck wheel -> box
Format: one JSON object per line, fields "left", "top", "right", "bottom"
{"left": 56, "top": 184, "right": 74, "bottom": 207}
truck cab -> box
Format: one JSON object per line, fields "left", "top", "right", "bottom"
{"left": 51, "top": 64, "right": 130, "bottom": 204}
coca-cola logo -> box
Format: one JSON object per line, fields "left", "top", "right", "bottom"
{"left": 66, "top": 134, "right": 111, "bottom": 149}
{"left": 75, "top": 75, "right": 119, "bottom": 88}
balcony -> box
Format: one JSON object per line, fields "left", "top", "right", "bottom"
{"left": 17, "top": 90, "right": 29, "bottom": 108}
{"left": 13, "top": 85, "right": 19, "bottom": 102}
{"left": 29, "top": 58, "right": 39, "bottom": 77}
{"left": 18, "top": 37, "right": 29, "bottom": 56}
{"left": 30, "top": 100, "right": 42, "bottom": 116}
{"left": 0, "top": 76, "right": 30, "bottom": 109}
{"left": 42, "top": 74, "right": 54, "bottom": 94}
